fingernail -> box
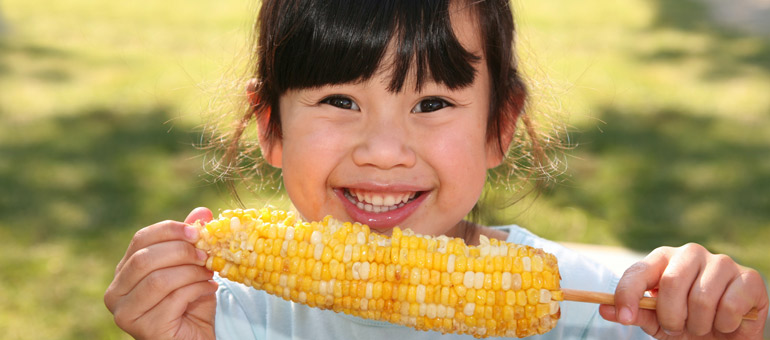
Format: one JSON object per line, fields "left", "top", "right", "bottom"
{"left": 663, "top": 329, "right": 682, "bottom": 336}
{"left": 184, "top": 225, "right": 199, "bottom": 241}
{"left": 619, "top": 307, "right": 633, "bottom": 324}
{"left": 196, "top": 249, "right": 208, "bottom": 261}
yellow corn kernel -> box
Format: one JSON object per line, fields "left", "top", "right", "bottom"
{"left": 194, "top": 207, "right": 561, "bottom": 338}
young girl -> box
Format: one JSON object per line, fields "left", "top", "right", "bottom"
{"left": 104, "top": 0, "right": 768, "bottom": 339}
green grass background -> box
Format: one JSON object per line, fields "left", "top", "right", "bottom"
{"left": 1, "top": 0, "right": 767, "bottom": 338}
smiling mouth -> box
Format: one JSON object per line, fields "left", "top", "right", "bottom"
{"left": 343, "top": 188, "right": 423, "bottom": 213}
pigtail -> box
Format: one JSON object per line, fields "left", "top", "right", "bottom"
{"left": 200, "top": 0, "right": 285, "bottom": 207}
{"left": 519, "top": 111, "right": 555, "bottom": 187}
{"left": 200, "top": 73, "right": 279, "bottom": 206}
{"left": 220, "top": 107, "right": 257, "bottom": 206}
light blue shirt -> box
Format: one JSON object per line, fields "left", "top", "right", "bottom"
{"left": 213, "top": 225, "right": 652, "bottom": 339}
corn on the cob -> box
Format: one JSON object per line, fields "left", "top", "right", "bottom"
{"left": 194, "top": 207, "right": 562, "bottom": 338}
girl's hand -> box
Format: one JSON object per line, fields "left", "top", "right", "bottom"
{"left": 599, "top": 243, "right": 768, "bottom": 339}
{"left": 104, "top": 207, "right": 218, "bottom": 340}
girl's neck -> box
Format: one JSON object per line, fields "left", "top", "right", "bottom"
{"left": 444, "top": 220, "right": 509, "bottom": 246}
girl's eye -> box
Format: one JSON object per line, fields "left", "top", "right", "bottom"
{"left": 320, "top": 96, "right": 360, "bottom": 111}
{"left": 412, "top": 97, "right": 452, "bottom": 113}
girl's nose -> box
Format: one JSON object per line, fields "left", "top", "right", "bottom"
{"left": 351, "top": 117, "right": 416, "bottom": 170}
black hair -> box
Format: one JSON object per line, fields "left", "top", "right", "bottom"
{"left": 252, "top": 0, "right": 527, "bottom": 154}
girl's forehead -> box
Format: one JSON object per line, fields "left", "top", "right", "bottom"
{"left": 446, "top": 2, "right": 485, "bottom": 63}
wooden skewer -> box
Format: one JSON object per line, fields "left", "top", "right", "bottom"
{"left": 562, "top": 288, "right": 759, "bottom": 321}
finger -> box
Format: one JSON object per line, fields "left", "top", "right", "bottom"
{"left": 132, "top": 280, "right": 219, "bottom": 338}
{"left": 614, "top": 247, "right": 671, "bottom": 325}
{"left": 116, "top": 219, "right": 198, "bottom": 274}
{"left": 117, "top": 265, "right": 214, "bottom": 324}
{"left": 600, "top": 305, "right": 664, "bottom": 337}
{"left": 116, "top": 207, "right": 211, "bottom": 275}
{"left": 685, "top": 254, "right": 738, "bottom": 336}
{"left": 655, "top": 243, "right": 707, "bottom": 335}
{"left": 163, "top": 280, "right": 218, "bottom": 323}
{"left": 184, "top": 207, "right": 213, "bottom": 226}
{"left": 714, "top": 269, "right": 769, "bottom": 335}
{"left": 109, "top": 241, "right": 208, "bottom": 301}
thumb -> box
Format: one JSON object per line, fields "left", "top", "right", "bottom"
{"left": 184, "top": 207, "right": 213, "bottom": 225}
{"left": 614, "top": 248, "right": 670, "bottom": 325}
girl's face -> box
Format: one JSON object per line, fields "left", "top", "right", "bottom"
{"left": 265, "top": 8, "right": 503, "bottom": 238}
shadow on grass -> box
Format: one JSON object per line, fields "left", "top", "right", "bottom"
{"left": 0, "top": 37, "right": 76, "bottom": 81}
{"left": 549, "top": 107, "right": 770, "bottom": 272}
{"left": 643, "top": 0, "right": 770, "bottom": 79}
{"left": 0, "top": 107, "right": 222, "bottom": 254}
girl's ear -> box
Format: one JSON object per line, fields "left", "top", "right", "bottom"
{"left": 486, "top": 84, "right": 527, "bottom": 169}
{"left": 485, "top": 133, "right": 510, "bottom": 169}
{"left": 247, "top": 78, "right": 283, "bottom": 168}
{"left": 485, "top": 111, "right": 520, "bottom": 169}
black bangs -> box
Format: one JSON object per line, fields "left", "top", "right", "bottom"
{"left": 261, "top": 0, "right": 480, "bottom": 95}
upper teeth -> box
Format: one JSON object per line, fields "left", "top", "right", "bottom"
{"left": 347, "top": 189, "right": 416, "bottom": 213}
{"left": 353, "top": 191, "right": 413, "bottom": 206}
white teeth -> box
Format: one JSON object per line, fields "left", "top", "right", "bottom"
{"left": 345, "top": 189, "right": 418, "bottom": 213}
{"left": 371, "top": 195, "right": 383, "bottom": 206}
{"left": 383, "top": 196, "right": 396, "bottom": 206}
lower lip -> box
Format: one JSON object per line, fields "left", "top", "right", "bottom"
{"left": 335, "top": 189, "right": 427, "bottom": 231}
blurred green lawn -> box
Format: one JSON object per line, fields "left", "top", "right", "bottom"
{"left": 1, "top": 0, "right": 768, "bottom": 339}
